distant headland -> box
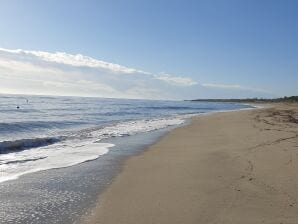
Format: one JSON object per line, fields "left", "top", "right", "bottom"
{"left": 189, "top": 96, "right": 298, "bottom": 103}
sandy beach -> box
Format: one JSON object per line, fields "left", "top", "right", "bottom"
{"left": 85, "top": 103, "right": 298, "bottom": 224}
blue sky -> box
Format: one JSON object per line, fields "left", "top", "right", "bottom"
{"left": 0, "top": 0, "right": 297, "bottom": 99}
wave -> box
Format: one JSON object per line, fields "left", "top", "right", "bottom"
{"left": 65, "top": 116, "right": 187, "bottom": 142}
{"left": 137, "top": 106, "right": 217, "bottom": 111}
{"left": 0, "top": 137, "right": 61, "bottom": 154}
{"left": 0, "top": 120, "right": 84, "bottom": 133}
{"left": 139, "top": 106, "right": 194, "bottom": 110}
{"left": 86, "top": 111, "right": 143, "bottom": 117}
{"left": 0, "top": 115, "right": 190, "bottom": 183}
{"left": 0, "top": 157, "right": 47, "bottom": 165}
{"left": 0, "top": 108, "right": 42, "bottom": 113}
{"left": 87, "top": 117, "right": 186, "bottom": 139}
{"left": 0, "top": 116, "right": 187, "bottom": 156}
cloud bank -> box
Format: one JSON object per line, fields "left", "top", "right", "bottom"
{"left": 0, "top": 48, "right": 272, "bottom": 99}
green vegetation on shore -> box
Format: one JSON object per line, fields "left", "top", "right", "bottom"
{"left": 189, "top": 96, "right": 298, "bottom": 103}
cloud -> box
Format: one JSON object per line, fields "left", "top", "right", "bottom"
{"left": 154, "top": 72, "right": 197, "bottom": 86}
{"left": 0, "top": 48, "right": 143, "bottom": 74}
{"left": 0, "top": 47, "right": 274, "bottom": 99}
{"left": 0, "top": 48, "right": 198, "bottom": 99}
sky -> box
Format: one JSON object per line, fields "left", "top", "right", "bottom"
{"left": 0, "top": 0, "right": 297, "bottom": 100}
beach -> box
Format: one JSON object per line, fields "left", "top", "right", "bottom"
{"left": 85, "top": 103, "right": 298, "bottom": 224}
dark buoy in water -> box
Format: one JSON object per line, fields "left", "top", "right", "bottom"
{"left": 17, "top": 106, "right": 20, "bottom": 109}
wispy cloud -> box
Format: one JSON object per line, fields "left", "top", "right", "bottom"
{"left": 154, "top": 72, "right": 197, "bottom": 86}
{"left": 0, "top": 48, "right": 274, "bottom": 99}
{"left": 0, "top": 48, "right": 198, "bottom": 99}
{"left": 0, "top": 48, "right": 142, "bottom": 74}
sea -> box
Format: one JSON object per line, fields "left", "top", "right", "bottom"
{"left": 0, "top": 94, "right": 251, "bottom": 223}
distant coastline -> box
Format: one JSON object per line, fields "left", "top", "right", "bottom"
{"left": 188, "top": 95, "right": 298, "bottom": 103}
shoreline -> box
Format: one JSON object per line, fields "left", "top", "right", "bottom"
{"left": 0, "top": 103, "right": 249, "bottom": 224}
{"left": 84, "top": 103, "right": 298, "bottom": 224}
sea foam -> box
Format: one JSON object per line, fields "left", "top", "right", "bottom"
{"left": 0, "top": 116, "right": 186, "bottom": 183}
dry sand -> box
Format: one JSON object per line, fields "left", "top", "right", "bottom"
{"left": 85, "top": 103, "right": 298, "bottom": 224}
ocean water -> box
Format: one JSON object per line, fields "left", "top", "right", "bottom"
{"left": 0, "top": 94, "right": 250, "bottom": 183}
{"left": 0, "top": 94, "right": 253, "bottom": 223}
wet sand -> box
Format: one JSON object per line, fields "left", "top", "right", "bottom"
{"left": 85, "top": 103, "right": 298, "bottom": 224}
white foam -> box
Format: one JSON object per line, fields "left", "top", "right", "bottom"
{"left": 89, "top": 117, "right": 186, "bottom": 139}
{"left": 0, "top": 142, "right": 114, "bottom": 183}
{"left": 0, "top": 116, "right": 188, "bottom": 183}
